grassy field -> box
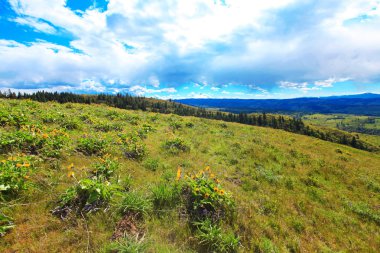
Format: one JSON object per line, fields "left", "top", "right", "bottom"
{"left": 1, "top": 99, "right": 380, "bottom": 252}
{"left": 302, "top": 114, "right": 380, "bottom": 135}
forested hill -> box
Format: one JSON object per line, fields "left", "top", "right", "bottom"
{"left": 0, "top": 91, "right": 377, "bottom": 152}
{"left": 175, "top": 93, "right": 380, "bottom": 116}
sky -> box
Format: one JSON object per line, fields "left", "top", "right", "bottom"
{"left": 1, "top": 0, "right": 380, "bottom": 99}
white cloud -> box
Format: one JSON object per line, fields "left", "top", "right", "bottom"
{"left": 1, "top": 0, "right": 380, "bottom": 95}
{"left": 129, "top": 85, "right": 177, "bottom": 96}
{"left": 314, "top": 77, "right": 351, "bottom": 87}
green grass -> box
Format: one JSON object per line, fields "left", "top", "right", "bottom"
{"left": 303, "top": 113, "right": 380, "bottom": 134}
{"left": 0, "top": 99, "right": 379, "bottom": 252}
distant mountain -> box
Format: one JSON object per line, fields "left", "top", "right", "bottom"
{"left": 175, "top": 93, "right": 380, "bottom": 116}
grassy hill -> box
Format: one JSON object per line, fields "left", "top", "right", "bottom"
{"left": 0, "top": 99, "right": 379, "bottom": 252}
{"left": 302, "top": 114, "right": 380, "bottom": 135}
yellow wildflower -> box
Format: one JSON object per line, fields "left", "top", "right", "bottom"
{"left": 42, "top": 133, "right": 49, "bottom": 139}
{"left": 205, "top": 166, "right": 210, "bottom": 171}
{"left": 24, "top": 175, "right": 30, "bottom": 179}
{"left": 16, "top": 163, "right": 22, "bottom": 168}
{"left": 67, "top": 163, "right": 74, "bottom": 170}
{"left": 219, "top": 190, "right": 225, "bottom": 195}
{"left": 23, "top": 163, "right": 31, "bottom": 167}
{"left": 67, "top": 171, "right": 75, "bottom": 178}
{"left": 213, "top": 187, "right": 219, "bottom": 192}
{"left": 204, "top": 193, "right": 210, "bottom": 198}
{"left": 210, "top": 173, "right": 215, "bottom": 178}
{"left": 176, "top": 167, "right": 181, "bottom": 181}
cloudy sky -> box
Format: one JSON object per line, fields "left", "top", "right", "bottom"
{"left": 1, "top": 0, "right": 380, "bottom": 99}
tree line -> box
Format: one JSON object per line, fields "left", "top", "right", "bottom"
{"left": 0, "top": 90, "right": 377, "bottom": 152}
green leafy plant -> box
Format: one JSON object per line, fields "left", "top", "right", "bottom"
{"left": 182, "top": 167, "right": 235, "bottom": 222}
{"left": 92, "top": 155, "right": 119, "bottom": 180}
{"left": 94, "top": 122, "right": 123, "bottom": 132}
{"left": 118, "top": 191, "right": 152, "bottom": 218}
{"left": 162, "top": 138, "right": 190, "bottom": 155}
{"left": 121, "top": 135, "right": 147, "bottom": 160}
{"left": 59, "top": 118, "right": 80, "bottom": 130}
{"left": 0, "top": 157, "right": 33, "bottom": 196}
{"left": 53, "top": 178, "right": 121, "bottom": 218}
{"left": 150, "top": 181, "right": 181, "bottom": 210}
{"left": 77, "top": 136, "right": 107, "bottom": 156}
{"left": 143, "top": 158, "right": 160, "bottom": 171}
{"left": 104, "top": 236, "right": 148, "bottom": 253}
{"left": 0, "top": 213, "right": 14, "bottom": 237}
{"left": 0, "top": 109, "right": 27, "bottom": 128}
{"left": 194, "top": 219, "right": 239, "bottom": 253}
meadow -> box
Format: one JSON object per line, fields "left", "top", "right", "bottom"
{"left": 0, "top": 99, "right": 379, "bottom": 252}
{"left": 302, "top": 114, "right": 380, "bottom": 136}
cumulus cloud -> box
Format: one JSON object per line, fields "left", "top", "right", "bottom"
{"left": 1, "top": 0, "right": 380, "bottom": 95}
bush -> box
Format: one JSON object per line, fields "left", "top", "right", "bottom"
{"left": 151, "top": 182, "right": 181, "bottom": 210}
{"left": 194, "top": 219, "right": 239, "bottom": 253}
{"left": 182, "top": 167, "right": 235, "bottom": 222}
{"left": 162, "top": 138, "right": 190, "bottom": 155}
{"left": 118, "top": 191, "right": 152, "bottom": 218}
{"left": 77, "top": 137, "right": 107, "bottom": 156}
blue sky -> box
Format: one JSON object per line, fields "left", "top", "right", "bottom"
{"left": 0, "top": 0, "right": 380, "bottom": 99}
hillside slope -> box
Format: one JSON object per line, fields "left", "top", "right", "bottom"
{"left": 0, "top": 99, "right": 379, "bottom": 252}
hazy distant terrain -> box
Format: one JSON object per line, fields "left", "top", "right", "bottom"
{"left": 176, "top": 93, "right": 380, "bottom": 116}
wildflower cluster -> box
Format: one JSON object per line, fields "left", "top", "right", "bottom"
{"left": 0, "top": 156, "right": 33, "bottom": 195}
{"left": 181, "top": 167, "right": 235, "bottom": 222}
{"left": 53, "top": 156, "right": 121, "bottom": 218}
{"left": 119, "top": 133, "right": 147, "bottom": 160}
{"left": 0, "top": 126, "right": 67, "bottom": 158}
